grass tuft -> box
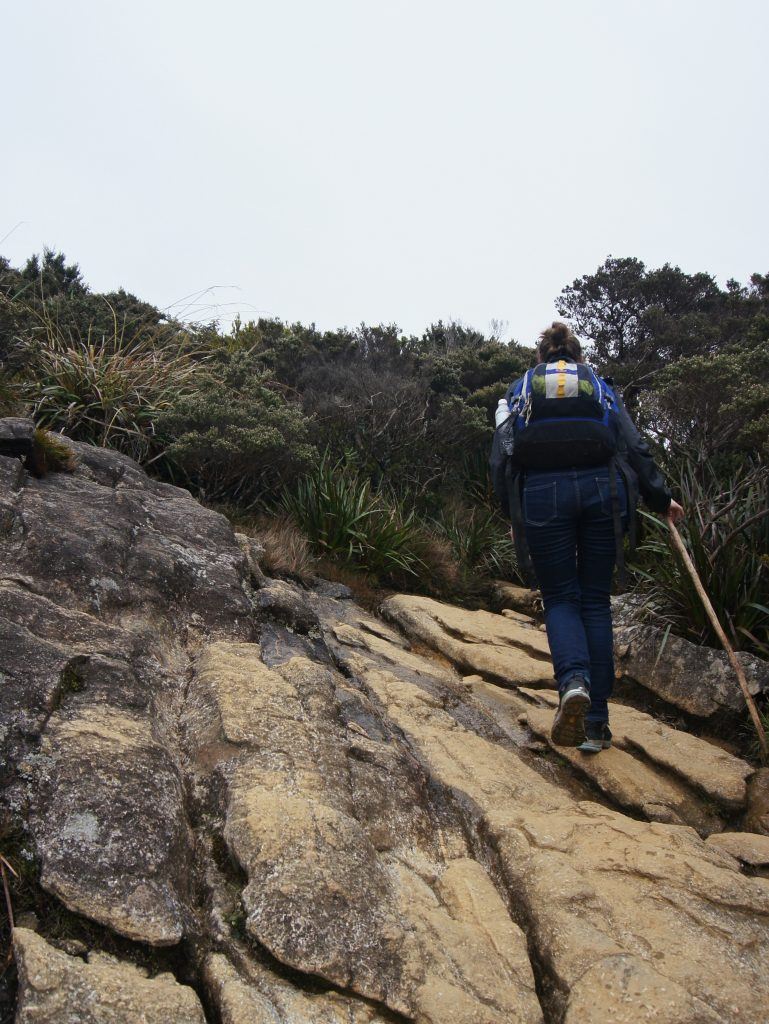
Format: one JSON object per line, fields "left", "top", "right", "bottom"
{"left": 252, "top": 516, "right": 317, "bottom": 581}
{"left": 280, "top": 456, "right": 428, "bottom": 586}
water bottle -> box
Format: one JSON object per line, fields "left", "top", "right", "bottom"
{"left": 495, "top": 398, "right": 510, "bottom": 428}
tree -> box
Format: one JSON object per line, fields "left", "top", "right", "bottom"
{"left": 557, "top": 256, "right": 769, "bottom": 411}
{"left": 650, "top": 315, "right": 769, "bottom": 462}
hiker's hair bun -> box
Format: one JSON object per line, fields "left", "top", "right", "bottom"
{"left": 537, "top": 322, "right": 582, "bottom": 363}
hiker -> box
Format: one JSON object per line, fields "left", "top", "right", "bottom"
{"left": 491, "top": 322, "right": 684, "bottom": 753}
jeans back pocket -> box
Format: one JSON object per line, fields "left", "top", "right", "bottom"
{"left": 524, "top": 481, "right": 557, "bottom": 527}
{"left": 595, "top": 475, "right": 627, "bottom": 518}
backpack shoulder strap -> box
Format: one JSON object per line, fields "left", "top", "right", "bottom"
{"left": 586, "top": 365, "right": 616, "bottom": 408}
{"left": 507, "top": 372, "right": 529, "bottom": 411}
{"left": 601, "top": 377, "right": 618, "bottom": 407}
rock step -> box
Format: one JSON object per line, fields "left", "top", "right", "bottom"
{"left": 524, "top": 702, "right": 723, "bottom": 832}
{"left": 380, "top": 591, "right": 754, "bottom": 833}
{"left": 518, "top": 686, "right": 753, "bottom": 816}
{"left": 469, "top": 681, "right": 724, "bottom": 833}
{"left": 705, "top": 831, "right": 769, "bottom": 870}
{"left": 381, "top": 594, "right": 554, "bottom": 687}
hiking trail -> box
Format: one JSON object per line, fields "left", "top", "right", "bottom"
{"left": 1, "top": 425, "right": 767, "bottom": 1024}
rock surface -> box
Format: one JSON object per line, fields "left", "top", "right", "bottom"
{"left": 615, "top": 622, "right": 769, "bottom": 717}
{"left": 382, "top": 592, "right": 553, "bottom": 686}
{"left": 2, "top": 426, "right": 768, "bottom": 1024}
{"left": 13, "top": 928, "right": 206, "bottom": 1023}
{"left": 745, "top": 768, "right": 769, "bottom": 835}
{"left": 1, "top": 436, "right": 252, "bottom": 955}
{"left": 186, "top": 641, "right": 542, "bottom": 1022}
{"left": 204, "top": 953, "right": 390, "bottom": 1024}
{"left": 32, "top": 704, "right": 191, "bottom": 944}
{"left": 705, "top": 831, "right": 769, "bottom": 867}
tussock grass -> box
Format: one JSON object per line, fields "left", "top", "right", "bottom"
{"left": 280, "top": 456, "right": 428, "bottom": 585}
{"left": 432, "top": 503, "right": 520, "bottom": 586}
{"left": 253, "top": 516, "right": 317, "bottom": 581}
{"left": 2, "top": 293, "right": 204, "bottom": 462}
{"left": 277, "top": 457, "right": 518, "bottom": 600}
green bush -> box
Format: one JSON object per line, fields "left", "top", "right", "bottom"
{"left": 156, "top": 352, "right": 316, "bottom": 504}
{"left": 649, "top": 316, "right": 769, "bottom": 461}
{"left": 633, "top": 458, "right": 769, "bottom": 657}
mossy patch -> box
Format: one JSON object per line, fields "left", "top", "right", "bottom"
{"left": 59, "top": 664, "right": 85, "bottom": 694}
{"left": 27, "top": 429, "right": 77, "bottom": 476}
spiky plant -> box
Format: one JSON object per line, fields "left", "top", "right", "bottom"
{"left": 633, "top": 458, "right": 769, "bottom": 657}
{"left": 280, "top": 456, "right": 427, "bottom": 583}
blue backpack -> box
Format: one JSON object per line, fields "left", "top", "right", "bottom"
{"left": 502, "top": 359, "right": 618, "bottom": 469}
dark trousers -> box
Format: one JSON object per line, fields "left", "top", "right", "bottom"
{"left": 523, "top": 467, "right": 626, "bottom": 724}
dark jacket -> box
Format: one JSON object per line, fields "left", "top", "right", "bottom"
{"left": 612, "top": 390, "right": 672, "bottom": 514}
{"left": 489, "top": 375, "right": 671, "bottom": 519}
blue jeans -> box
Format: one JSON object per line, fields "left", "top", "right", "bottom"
{"left": 522, "top": 467, "right": 626, "bottom": 724}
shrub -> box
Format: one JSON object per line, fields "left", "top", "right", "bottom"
{"left": 408, "top": 528, "right": 463, "bottom": 596}
{"left": 648, "top": 318, "right": 769, "bottom": 462}
{"left": 633, "top": 458, "right": 769, "bottom": 657}
{"left": 308, "top": 560, "right": 384, "bottom": 611}
{"left": 155, "top": 352, "right": 316, "bottom": 504}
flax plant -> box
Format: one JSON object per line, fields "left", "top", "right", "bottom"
{"left": 280, "top": 456, "right": 427, "bottom": 582}
{"left": 633, "top": 458, "right": 769, "bottom": 657}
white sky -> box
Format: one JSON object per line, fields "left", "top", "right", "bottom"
{"left": 3, "top": 0, "right": 767, "bottom": 344}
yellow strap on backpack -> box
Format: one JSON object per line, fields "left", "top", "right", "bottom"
{"left": 557, "top": 359, "right": 567, "bottom": 398}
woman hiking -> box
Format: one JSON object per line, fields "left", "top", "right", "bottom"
{"left": 491, "top": 322, "right": 684, "bottom": 753}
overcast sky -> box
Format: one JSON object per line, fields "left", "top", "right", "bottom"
{"left": 3, "top": 0, "right": 767, "bottom": 344}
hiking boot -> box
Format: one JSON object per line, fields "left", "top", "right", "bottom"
{"left": 551, "top": 677, "right": 590, "bottom": 747}
{"left": 577, "top": 721, "right": 613, "bottom": 754}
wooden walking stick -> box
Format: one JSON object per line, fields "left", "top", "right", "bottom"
{"left": 667, "top": 519, "right": 768, "bottom": 762}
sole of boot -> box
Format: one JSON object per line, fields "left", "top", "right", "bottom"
{"left": 577, "top": 738, "right": 612, "bottom": 754}
{"left": 551, "top": 690, "right": 590, "bottom": 747}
